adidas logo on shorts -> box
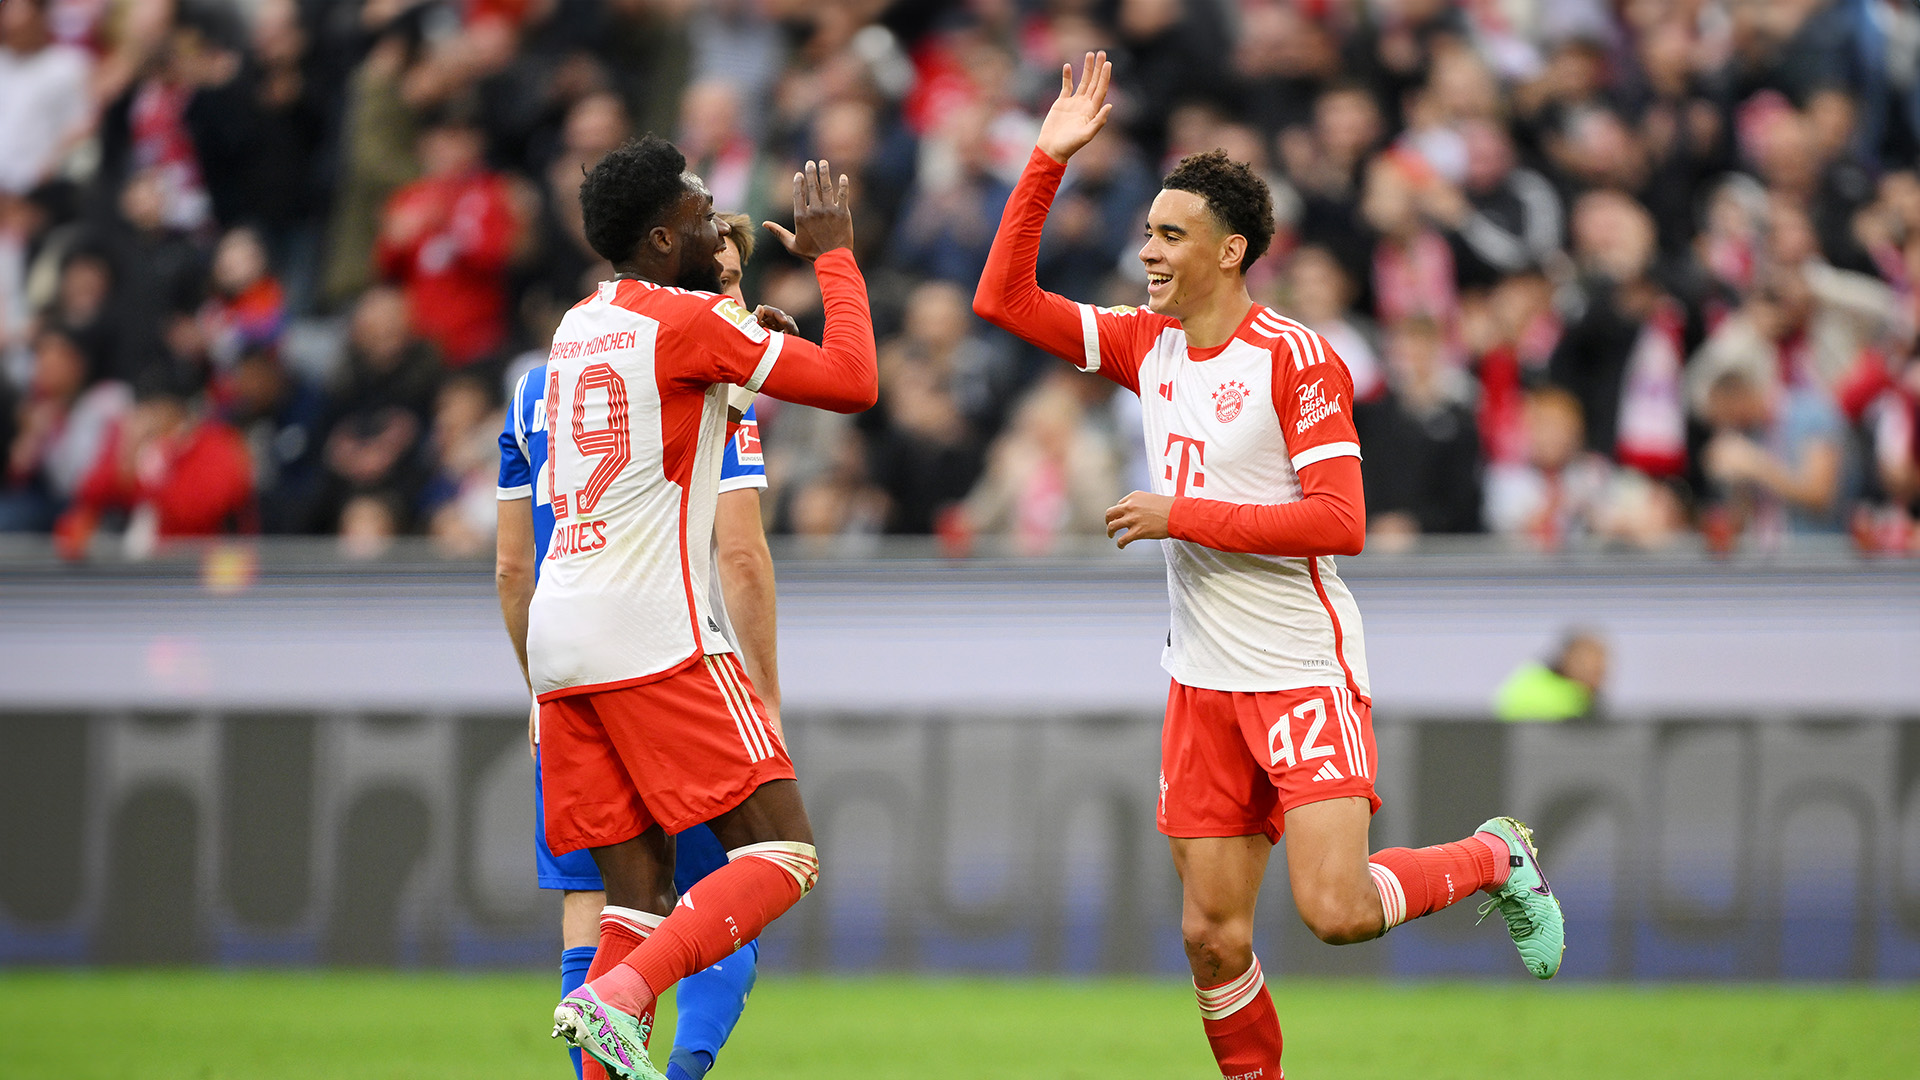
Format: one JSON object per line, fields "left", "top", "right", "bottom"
{"left": 1312, "top": 761, "right": 1345, "bottom": 783}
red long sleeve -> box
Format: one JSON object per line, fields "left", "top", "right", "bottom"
{"left": 972, "top": 150, "right": 1084, "bottom": 351}
{"left": 755, "top": 248, "right": 878, "bottom": 413}
{"left": 975, "top": 148, "right": 1163, "bottom": 392}
{"left": 981, "top": 148, "right": 1134, "bottom": 350}
{"left": 1167, "top": 456, "right": 1367, "bottom": 557}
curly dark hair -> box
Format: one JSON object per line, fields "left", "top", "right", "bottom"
{"left": 580, "top": 135, "right": 691, "bottom": 267}
{"left": 1161, "top": 149, "right": 1275, "bottom": 274}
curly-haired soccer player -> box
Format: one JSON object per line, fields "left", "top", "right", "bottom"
{"left": 974, "top": 54, "right": 1565, "bottom": 1080}
{"left": 497, "top": 209, "right": 788, "bottom": 1080}
{"left": 528, "top": 134, "right": 875, "bottom": 1080}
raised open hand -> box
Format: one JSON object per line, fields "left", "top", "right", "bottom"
{"left": 1037, "top": 51, "right": 1114, "bottom": 164}
{"left": 763, "top": 159, "right": 854, "bottom": 262}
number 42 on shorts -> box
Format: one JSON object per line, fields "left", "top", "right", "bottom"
{"left": 1268, "top": 697, "right": 1337, "bottom": 770}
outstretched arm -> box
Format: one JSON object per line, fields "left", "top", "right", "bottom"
{"left": 974, "top": 53, "right": 1152, "bottom": 390}
{"left": 972, "top": 53, "right": 1113, "bottom": 343}
{"left": 750, "top": 160, "right": 879, "bottom": 413}
{"left": 972, "top": 150, "right": 1097, "bottom": 365}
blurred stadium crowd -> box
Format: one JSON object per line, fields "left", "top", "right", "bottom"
{"left": 3, "top": 0, "right": 1920, "bottom": 556}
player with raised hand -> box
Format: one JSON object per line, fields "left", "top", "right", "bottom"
{"left": 533, "top": 137, "right": 875, "bottom": 1080}
{"left": 495, "top": 212, "right": 785, "bottom": 1080}
{"left": 975, "top": 54, "right": 1564, "bottom": 1080}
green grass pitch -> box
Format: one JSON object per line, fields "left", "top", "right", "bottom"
{"left": 1, "top": 972, "right": 1913, "bottom": 1079}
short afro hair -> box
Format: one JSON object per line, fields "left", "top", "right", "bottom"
{"left": 1161, "top": 150, "right": 1275, "bottom": 273}
{"left": 580, "top": 135, "right": 691, "bottom": 267}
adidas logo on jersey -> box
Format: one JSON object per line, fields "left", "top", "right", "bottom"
{"left": 1312, "top": 761, "right": 1345, "bottom": 783}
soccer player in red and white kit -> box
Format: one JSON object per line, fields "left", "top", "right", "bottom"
{"left": 975, "top": 55, "right": 1565, "bottom": 1080}
{"left": 536, "top": 136, "right": 877, "bottom": 1080}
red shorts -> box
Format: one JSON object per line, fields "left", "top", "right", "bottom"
{"left": 540, "top": 653, "right": 794, "bottom": 855}
{"left": 1159, "top": 680, "right": 1381, "bottom": 843}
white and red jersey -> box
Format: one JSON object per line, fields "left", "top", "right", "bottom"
{"left": 1078, "top": 301, "right": 1369, "bottom": 695}
{"left": 527, "top": 280, "right": 775, "bottom": 699}
{"left": 976, "top": 148, "right": 1369, "bottom": 697}
{"left": 527, "top": 251, "right": 876, "bottom": 702}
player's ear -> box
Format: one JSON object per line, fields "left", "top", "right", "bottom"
{"left": 1220, "top": 233, "right": 1247, "bottom": 274}
{"left": 647, "top": 224, "right": 675, "bottom": 255}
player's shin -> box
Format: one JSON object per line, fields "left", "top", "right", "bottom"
{"left": 1366, "top": 832, "right": 1509, "bottom": 930}
{"left": 577, "top": 906, "right": 664, "bottom": 1080}
{"left": 587, "top": 843, "right": 817, "bottom": 1019}
{"left": 1195, "top": 955, "right": 1284, "bottom": 1080}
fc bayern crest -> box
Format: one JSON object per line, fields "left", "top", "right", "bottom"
{"left": 1212, "top": 380, "right": 1247, "bottom": 423}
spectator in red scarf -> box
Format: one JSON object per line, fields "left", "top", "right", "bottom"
{"left": 1855, "top": 356, "right": 1920, "bottom": 550}
{"left": 1550, "top": 191, "right": 1691, "bottom": 471}
{"left": 200, "top": 226, "right": 286, "bottom": 386}
{"left": 1361, "top": 151, "right": 1458, "bottom": 349}
{"left": 374, "top": 103, "right": 520, "bottom": 369}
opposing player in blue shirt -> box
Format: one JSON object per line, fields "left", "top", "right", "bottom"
{"left": 497, "top": 214, "right": 784, "bottom": 1080}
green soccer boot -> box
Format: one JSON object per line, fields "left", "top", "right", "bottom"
{"left": 1475, "top": 816, "right": 1565, "bottom": 979}
{"left": 551, "top": 985, "right": 667, "bottom": 1080}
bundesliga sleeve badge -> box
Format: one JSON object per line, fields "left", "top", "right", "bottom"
{"left": 711, "top": 296, "right": 770, "bottom": 343}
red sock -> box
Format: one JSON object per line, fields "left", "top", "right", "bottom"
{"left": 1195, "top": 955, "right": 1283, "bottom": 1080}
{"left": 1368, "top": 832, "right": 1509, "bottom": 930}
{"left": 578, "top": 906, "right": 660, "bottom": 1080}
{"left": 589, "top": 842, "right": 818, "bottom": 1018}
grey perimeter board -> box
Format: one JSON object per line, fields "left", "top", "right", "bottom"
{"left": 0, "top": 550, "right": 1915, "bottom": 715}
{"left": 2, "top": 710, "right": 1916, "bottom": 978}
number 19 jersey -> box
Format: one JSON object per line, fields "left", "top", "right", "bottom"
{"left": 527, "top": 278, "right": 788, "bottom": 701}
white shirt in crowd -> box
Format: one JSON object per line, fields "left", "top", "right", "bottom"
{"left": 0, "top": 39, "right": 93, "bottom": 195}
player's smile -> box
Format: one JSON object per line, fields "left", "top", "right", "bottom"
{"left": 1139, "top": 188, "right": 1220, "bottom": 317}
{"left": 1140, "top": 242, "right": 1178, "bottom": 311}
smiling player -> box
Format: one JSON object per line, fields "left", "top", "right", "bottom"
{"left": 974, "top": 54, "right": 1564, "bottom": 1080}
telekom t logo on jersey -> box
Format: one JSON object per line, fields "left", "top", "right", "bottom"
{"left": 1164, "top": 433, "right": 1206, "bottom": 495}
